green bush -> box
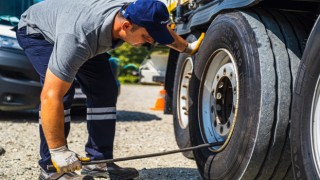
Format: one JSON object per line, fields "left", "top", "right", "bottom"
{"left": 118, "top": 75, "right": 139, "bottom": 84}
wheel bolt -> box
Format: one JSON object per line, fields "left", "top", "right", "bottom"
{"left": 216, "top": 93, "right": 222, "bottom": 100}
{"left": 219, "top": 82, "right": 224, "bottom": 88}
{"left": 216, "top": 104, "right": 221, "bottom": 111}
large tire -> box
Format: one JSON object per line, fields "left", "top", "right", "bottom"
{"left": 188, "top": 9, "right": 310, "bottom": 179}
{"left": 291, "top": 16, "right": 320, "bottom": 180}
{"left": 173, "top": 33, "right": 199, "bottom": 159}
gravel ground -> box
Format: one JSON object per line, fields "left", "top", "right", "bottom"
{"left": 0, "top": 84, "right": 201, "bottom": 180}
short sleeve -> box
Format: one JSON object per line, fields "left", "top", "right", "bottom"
{"left": 48, "top": 33, "right": 92, "bottom": 83}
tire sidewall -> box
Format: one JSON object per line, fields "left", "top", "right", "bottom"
{"left": 291, "top": 20, "right": 320, "bottom": 180}
{"left": 189, "top": 11, "right": 261, "bottom": 178}
{"left": 173, "top": 33, "right": 199, "bottom": 158}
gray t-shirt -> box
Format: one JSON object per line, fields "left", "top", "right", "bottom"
{"left": 18, "top": 0, "right": 132, "bottom": 82}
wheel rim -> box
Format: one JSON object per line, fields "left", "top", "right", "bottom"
{"left": 200, "top": 48, "right": 239, "bottom": 152}
{"left": 311, "top": 75, "right": 320, "bottom": 176}
{"left": 178, "top": 57, "right": 193, "bottom": 129}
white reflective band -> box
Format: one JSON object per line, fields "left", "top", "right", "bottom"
{"left": 64, "top": 109, "right": 71, "bottom": 116}
{"left": 87, "top": 107, "right": 116, "bottom": 113}
{"left": 39, "top": 109, "right": 71, "bottom": 124}
{"left": 65, "top": 116, "right": 71, "bottom": 123}
{"left": 87, "top": 114, "right": 117, "bottom": 120}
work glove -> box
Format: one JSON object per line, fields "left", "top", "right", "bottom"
{"left": 49, "top": 145, "right": 82, "bottom": 173}
{"left": 183, "top": 32, "right": 205, "bottom": 55}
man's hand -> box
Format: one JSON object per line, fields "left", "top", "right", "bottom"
{"left": 184, "top": 33, "right": 205, "bottom": 55}
{"left": 50, "top": 145, "right": 81, "bottom": 173}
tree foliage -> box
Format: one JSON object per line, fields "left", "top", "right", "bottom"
{"left": 108, "top": 42, "right": 170, "bottom": 68}
{"left": 108, "top": 42, "right": 149, "bottom": 68}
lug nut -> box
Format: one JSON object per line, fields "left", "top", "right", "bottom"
{"left": 219, "top": 82, "right": 224, "bottom": 88}
{"left": 216, "top": 93, "right": 222, "bottom": 100}
{"left": 216, "top": 104, "right": 221, "bottom": 111}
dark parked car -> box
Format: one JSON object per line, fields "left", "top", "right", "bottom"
{"left": 0, "top": 0, "right": 120, "bottom": 111}
{"left": 0, "top": 18, "right": 41, "bottom": 111}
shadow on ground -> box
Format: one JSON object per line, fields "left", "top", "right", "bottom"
{"left": 117, "top": 110, "right": 161, "bottom": 121}
{"left": 0, "top": 110, "right": 38, "bottom": 122}
{"left": 138, "top": 167, "right": 201, "bottom": 180}
{"left": 0, "top": 109, "right": 161, "bottom": 123}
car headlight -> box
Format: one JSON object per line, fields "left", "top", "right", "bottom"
{"left": 0, "top": 35, "right": 22, "bottom": 50}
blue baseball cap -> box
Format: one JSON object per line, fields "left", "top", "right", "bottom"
{"left": 120, "top": 0, "right": 174, "bottom": 45}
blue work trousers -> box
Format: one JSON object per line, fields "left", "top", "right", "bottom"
{"left": 16, "top": 27, "right": 118, "bottom": 172}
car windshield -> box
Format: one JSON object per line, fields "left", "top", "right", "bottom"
{"left": 0, "top": 0, "right": 43, "bottom": 26}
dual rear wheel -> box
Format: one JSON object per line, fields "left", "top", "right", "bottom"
{"left": 173, "top": 9, "right": 313, "bottom": 179}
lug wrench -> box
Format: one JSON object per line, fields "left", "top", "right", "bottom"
{"left": 47, "top": 141, "right": 224, "bottom": 171}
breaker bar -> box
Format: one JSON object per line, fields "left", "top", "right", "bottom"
{"left": 47, "top": 141, "right": 224, "bottom": 171}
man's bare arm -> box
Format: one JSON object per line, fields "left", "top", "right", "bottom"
{"left": 40, "top": 69, "right": 72, "bottom": 149}
{"left": 165, "top": 26, "right": 205, "bottom": 55}
{"left": 165, "top": 26, "right": 189, "bottom": 52}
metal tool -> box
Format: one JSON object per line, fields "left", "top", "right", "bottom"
{"left": 47, "top": 141, "right": 224, "bottom": 171}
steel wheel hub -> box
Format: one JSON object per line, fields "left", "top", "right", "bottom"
{"left": 200, "top": 49, "right": 239, "bottom": 152}
{"left": 178, "top": 57, "right": 193, "bottom": 128}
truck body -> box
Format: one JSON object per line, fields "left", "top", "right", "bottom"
{"left": 165, "top": 0, "right": 320, "bottom": 179}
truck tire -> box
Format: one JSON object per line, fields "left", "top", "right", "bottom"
{"left": 291, "top": 16, "right": 320, "bottom": 180}
{"left": 188, "top": 10, "right": 309, "bottom": 179}
{"left": 173, "top": 33, "right": 199, "bottom": 159}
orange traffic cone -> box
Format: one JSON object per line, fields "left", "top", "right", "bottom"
{"left": 150, "top": 89, "right": 166, "bottom": 111}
